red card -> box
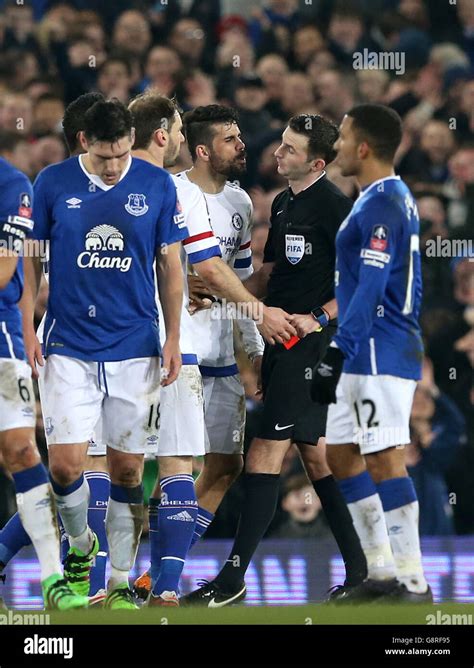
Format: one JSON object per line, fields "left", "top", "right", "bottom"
{"left": 283, "top": 335, "right": 300, "bottom": 350}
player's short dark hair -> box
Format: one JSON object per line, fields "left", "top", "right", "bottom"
{"left": 62, "top": 92, "right": 105, "bottom": 153}
{"left": 128, "top": 92, "right": 179, "bottom": 150}
{"left": 347, "top": 104, "right": 403, "bottom": 163}
{"left": 83, "top": 98, "right": 133, "bottom": 144}
{"left": 288, "top": 114, "right": 339, "bottom": 164}
{"left": 183, "top": 104, "right": 239, "bottom": 161}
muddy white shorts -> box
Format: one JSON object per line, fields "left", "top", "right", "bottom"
{"left": 202, "top": 374, "right": 245, "bottom": 455}
{"left": 157, "top": 364, "right": 206, "bottom": 457}
{"left": 0, "top": 358, "right": 36, "bottom": 431}
{"left": 38, "top": 354, "right": 161, "bottom": 455}
{"left": 325, "top": 373, "right": 416, "bottom": 454}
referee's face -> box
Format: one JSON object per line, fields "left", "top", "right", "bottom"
{"left": 274, "top": 127, "right": 315, "bottom": 180}
{"left": 334, "top": 115, "right": 360, "bottom": 177}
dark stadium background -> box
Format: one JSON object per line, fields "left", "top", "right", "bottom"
{"left": 0, "top": 0, "right": 472, "bottom": 606}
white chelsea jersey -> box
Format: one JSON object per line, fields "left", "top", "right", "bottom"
{"left": 177, "top": 171, "right": 264, "bottom": 374}
{"left": 157, "top": 174, "right": 220, "bottom": 363}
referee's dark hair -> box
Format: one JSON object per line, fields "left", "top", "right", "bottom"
{"left": 347, "top": 104, "right": 403, "bottom": 163}
{"left": 288, "top": 114, "right": 339, "bottom": 165}
{"left": 62, "top": 92, "right": 105, "bottom": 153}
{"left": 128, "top": 91, "right": 179, "bottom": 150}
{"left": 83, "top": 98, "right": 133, "bottom": 144}
{"left": 183, "top": 104, "right": 240, "bottom": 161}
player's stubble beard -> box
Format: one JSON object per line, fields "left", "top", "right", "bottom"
{"left": 163, "top": 138, "right": 180, "bottom": 169}
{"left": 208, "top": 151, "right": 247, "bottom": 179}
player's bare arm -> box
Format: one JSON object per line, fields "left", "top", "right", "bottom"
{"left": 290, "top": 298, "right": 338, "bottom": 338}
{"left": 20, "top": 256, "right": 44, "bottom": 378}
{"left": 242, "top": 260, "right": 274, "bottom": 299}
{"left": 0, "top": 253, "right": 19, "bottom": 290}
{"left": 156, "top": 241, "right": 183, "bottom": 386}
{"left": 193, "top": 256, "right": 296, "bottom": 345}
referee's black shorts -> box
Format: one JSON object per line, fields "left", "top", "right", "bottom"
{"left": 257, "top": 326, "right": 336, "bottom": 445}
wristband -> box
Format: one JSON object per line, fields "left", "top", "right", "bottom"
{"left": 311, "top": 306, "right": 329, "bottom": 328}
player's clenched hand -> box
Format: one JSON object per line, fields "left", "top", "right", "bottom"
{"left": 161, "top": 338, "right": 182, "bottom": 386}
{"left": 24, "top": 326, "right": 44, "bottom": 380}
{"left": 187, "top": 274, "right": 213, "bottom": 301}
{"left": 258, "top": 306, "right": 297, "bottom": 345}
{"left": 289, "top": 314, "right": 322, "bottom": 338}
{"left": 310, "top": 346, "right": 344, "bottom": 404}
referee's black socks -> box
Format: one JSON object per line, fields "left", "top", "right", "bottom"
{"left": 215, "top": 472, "right": 280, "bottom": 591}
{"left": 312, "top": 475, "right": 367, "bottom": 586}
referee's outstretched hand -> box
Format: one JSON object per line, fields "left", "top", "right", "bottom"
{"left": 310, "top": 346, "right": 344, "bottom": 404}
{"left": 258, "top": 306, "right": 297, "bottom": 345}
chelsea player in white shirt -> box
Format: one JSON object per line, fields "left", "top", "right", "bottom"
{"left": 25, "top": 99, "right": 188, "bottom": 610}
{"left": 128, "top": 92, "right": 294, "bottom": 604}
{"left": 312, "top": 104, "right": 431, "bottom": 603}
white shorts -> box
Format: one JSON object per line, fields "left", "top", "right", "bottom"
{"left": 0, "top": 359, "right": 36, "bottom": 432}
{"left": 326, "top": 373, "right": 416, "bottom": 454}
{"left": 158, "top": 365, "right": 206, "bottom": 457}
{"left": 38, "top": 355, "right": 161, "bottom": 455}
{"left": 203, "top": 374, "right": 245, "bottom": 455}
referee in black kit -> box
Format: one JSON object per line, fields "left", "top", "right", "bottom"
{"left": 183, "top": 114, "right": 367, "bottom": 606}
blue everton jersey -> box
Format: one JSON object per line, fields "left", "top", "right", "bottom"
{"left": 334, "top": 176, "right": 423, "bottom": 380}
{"left": 0, "top": 158, "right": 34, "bottom": 359}
{"left": 32, "top": 155, "right": 188, "bottom": 362}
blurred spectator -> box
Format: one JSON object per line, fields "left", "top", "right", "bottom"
{"left": 406, "top": 359, "right": 466, "bottom": 535}
{"left": 0, "top": 129, "right": 32, "bottom": 177}
{"left": 30, "top": 134, "right": 67, "bottom": 177}
{"left": 399, "top": 119, "right": 457, "bottom": 191}
{"left": 112, "top": 9, "right": 152, "bottom": 58}
{"left": 0, "top": 91, "right": 33, "bottom": 135}
{"left": 168, "top": 17, "right": 207, "bottom": 71}
{"left": 256, "top": 53, "right": 289, "bottom": 121}
{"left": 177, "top": 69, "right": 217, "bottom": 111}
{"left": 444, "top": 144, "right": 474, "bottom": 230}
{"left": 281, "top": 71, "right": 317, "bottom": 116}
{"left": 233, "top": 75, "right": 273, "bottom": 146}
{"left": 355, "top": 69, "right": 390, "bottom": 104}
{"left": 292, "top": 23, "right": 326, "bottom": 69}
{"left": 142, "top": 46, "right": 183, "bottom": 97}
{"left": 32, "top": 94, "right": 65, "bottom": 136}
{"left": 314, "top": 69, "right": 356, "bottom": 124}
{"left": 97, "top": 57, "right": 133, "bottom": 104}
{"left": 269, "top": 474, "right": 332, "bottom": 539}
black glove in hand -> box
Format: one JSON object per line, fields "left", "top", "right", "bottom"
{"left": 311, "top": 346, "right": 344, "bottom": 405}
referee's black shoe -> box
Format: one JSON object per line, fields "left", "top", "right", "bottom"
{"left": 180, "top": 580, "right": 246, "bottom": 607}
{"left": 325, "top": 577, "right": 399, "bottom": 604}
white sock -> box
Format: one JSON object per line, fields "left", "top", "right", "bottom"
{"left": 108, "top": 567, "right": 130, "bottom": 590}
{"left": 347, "top": 494, "right": 397, "bottom": 580}
{"left": 54, "top": 476, "right": 91, "bottom": 550}
{"left": 17, "top": 483, "right": 62, "bottom": 581}
{"left": 69, "top": 526, "right": 94, "bottom": 555}
{"left": 385, "top": 501, "right": 428, "bottom": 593}
{"left": 106, "top": 498, "right": 143, "bottom": 588}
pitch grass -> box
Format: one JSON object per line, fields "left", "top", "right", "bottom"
{"left": 42, "top": 603, "right": 474, "bottom": 625}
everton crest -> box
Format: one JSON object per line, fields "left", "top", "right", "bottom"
{"left": 285, "top": 234, "right": 305, "bottom": 265}
{"left": 125, "top": 193, "right": 149, "bottom": 217}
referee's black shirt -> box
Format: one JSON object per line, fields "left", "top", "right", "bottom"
{"left": 263, "top": 173, "right": 353, "bottom": 314}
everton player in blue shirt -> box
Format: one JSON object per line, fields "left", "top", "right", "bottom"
{"left": 0, "top": 158, "right": 88, "bottom": 610}
{"left": 312, "top": 104, "right": 431, "bottom": 603}
{"left": 25, "top": 99, "right": 188, "bottom": 610}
